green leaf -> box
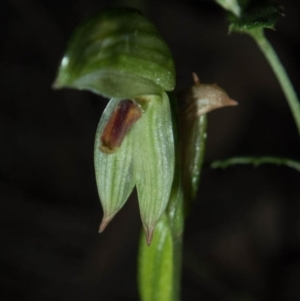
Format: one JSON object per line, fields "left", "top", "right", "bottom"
{"left": 53, "top": 7, "right": 175, "bottom": 98}
{"left": 229, "top": 3, "right": 283, "bottom": 32}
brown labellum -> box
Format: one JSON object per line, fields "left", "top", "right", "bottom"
{"left": 100, "top": 99, "right": 142, "bottom": 153}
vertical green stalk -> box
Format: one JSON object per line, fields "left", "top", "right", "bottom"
{"left": 181, "top": 115, "right": 207, "bottom": 213}
{"left": 247, "top": 28, "right": 300, "bottom": 135}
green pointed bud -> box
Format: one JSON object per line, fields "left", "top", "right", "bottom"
{"left": 133, "top": 93, "right": 175, "bottom": 244}
{"left": 53, "top": 7, "right": 175, "bottom": 99}
{"left": 215, "top": 0, "right": 241, "bottom": 17}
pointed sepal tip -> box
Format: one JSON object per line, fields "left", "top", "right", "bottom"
{"left": 99, "top": 214, "right": 115, "bottom": 233}
{"left": 143, "top": 225, "right": 155, "bottom": 246}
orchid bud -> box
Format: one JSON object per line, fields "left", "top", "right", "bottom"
{"left": 179, "top": 73, "right": 237, "bottom": 204}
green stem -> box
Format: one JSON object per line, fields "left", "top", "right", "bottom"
{"left": 182, "top": 115, "right": 207, "bottom": 211}
{"left": 211, "top": 156, "right": 300, "bottom": 172}
{"left": 247, "top": 28, "right": 300, "bottom": 135}
{"left": 165, "top": 159, "right": 184, "bottom": 301}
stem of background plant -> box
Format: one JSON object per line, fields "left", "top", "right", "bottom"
{"left": 211, "top": 156, "right": 300, "bottom": 172}
{"left": 247, "top": 28, "right": 300, "bottom": 135}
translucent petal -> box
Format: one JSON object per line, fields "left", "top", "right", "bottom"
{"left": 133, "top": 92, "right": 175, "bottom": 239}
{"left": 94, "top": 98, "right": 136, "bottom": 231}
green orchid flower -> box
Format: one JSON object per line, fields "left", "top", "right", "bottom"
{"left": 53, "top": 7, "right": 176, "bottom": 244}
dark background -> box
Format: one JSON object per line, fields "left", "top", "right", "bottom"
{"left": 1, "top": 0, "right": 300, "bottom": 300}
